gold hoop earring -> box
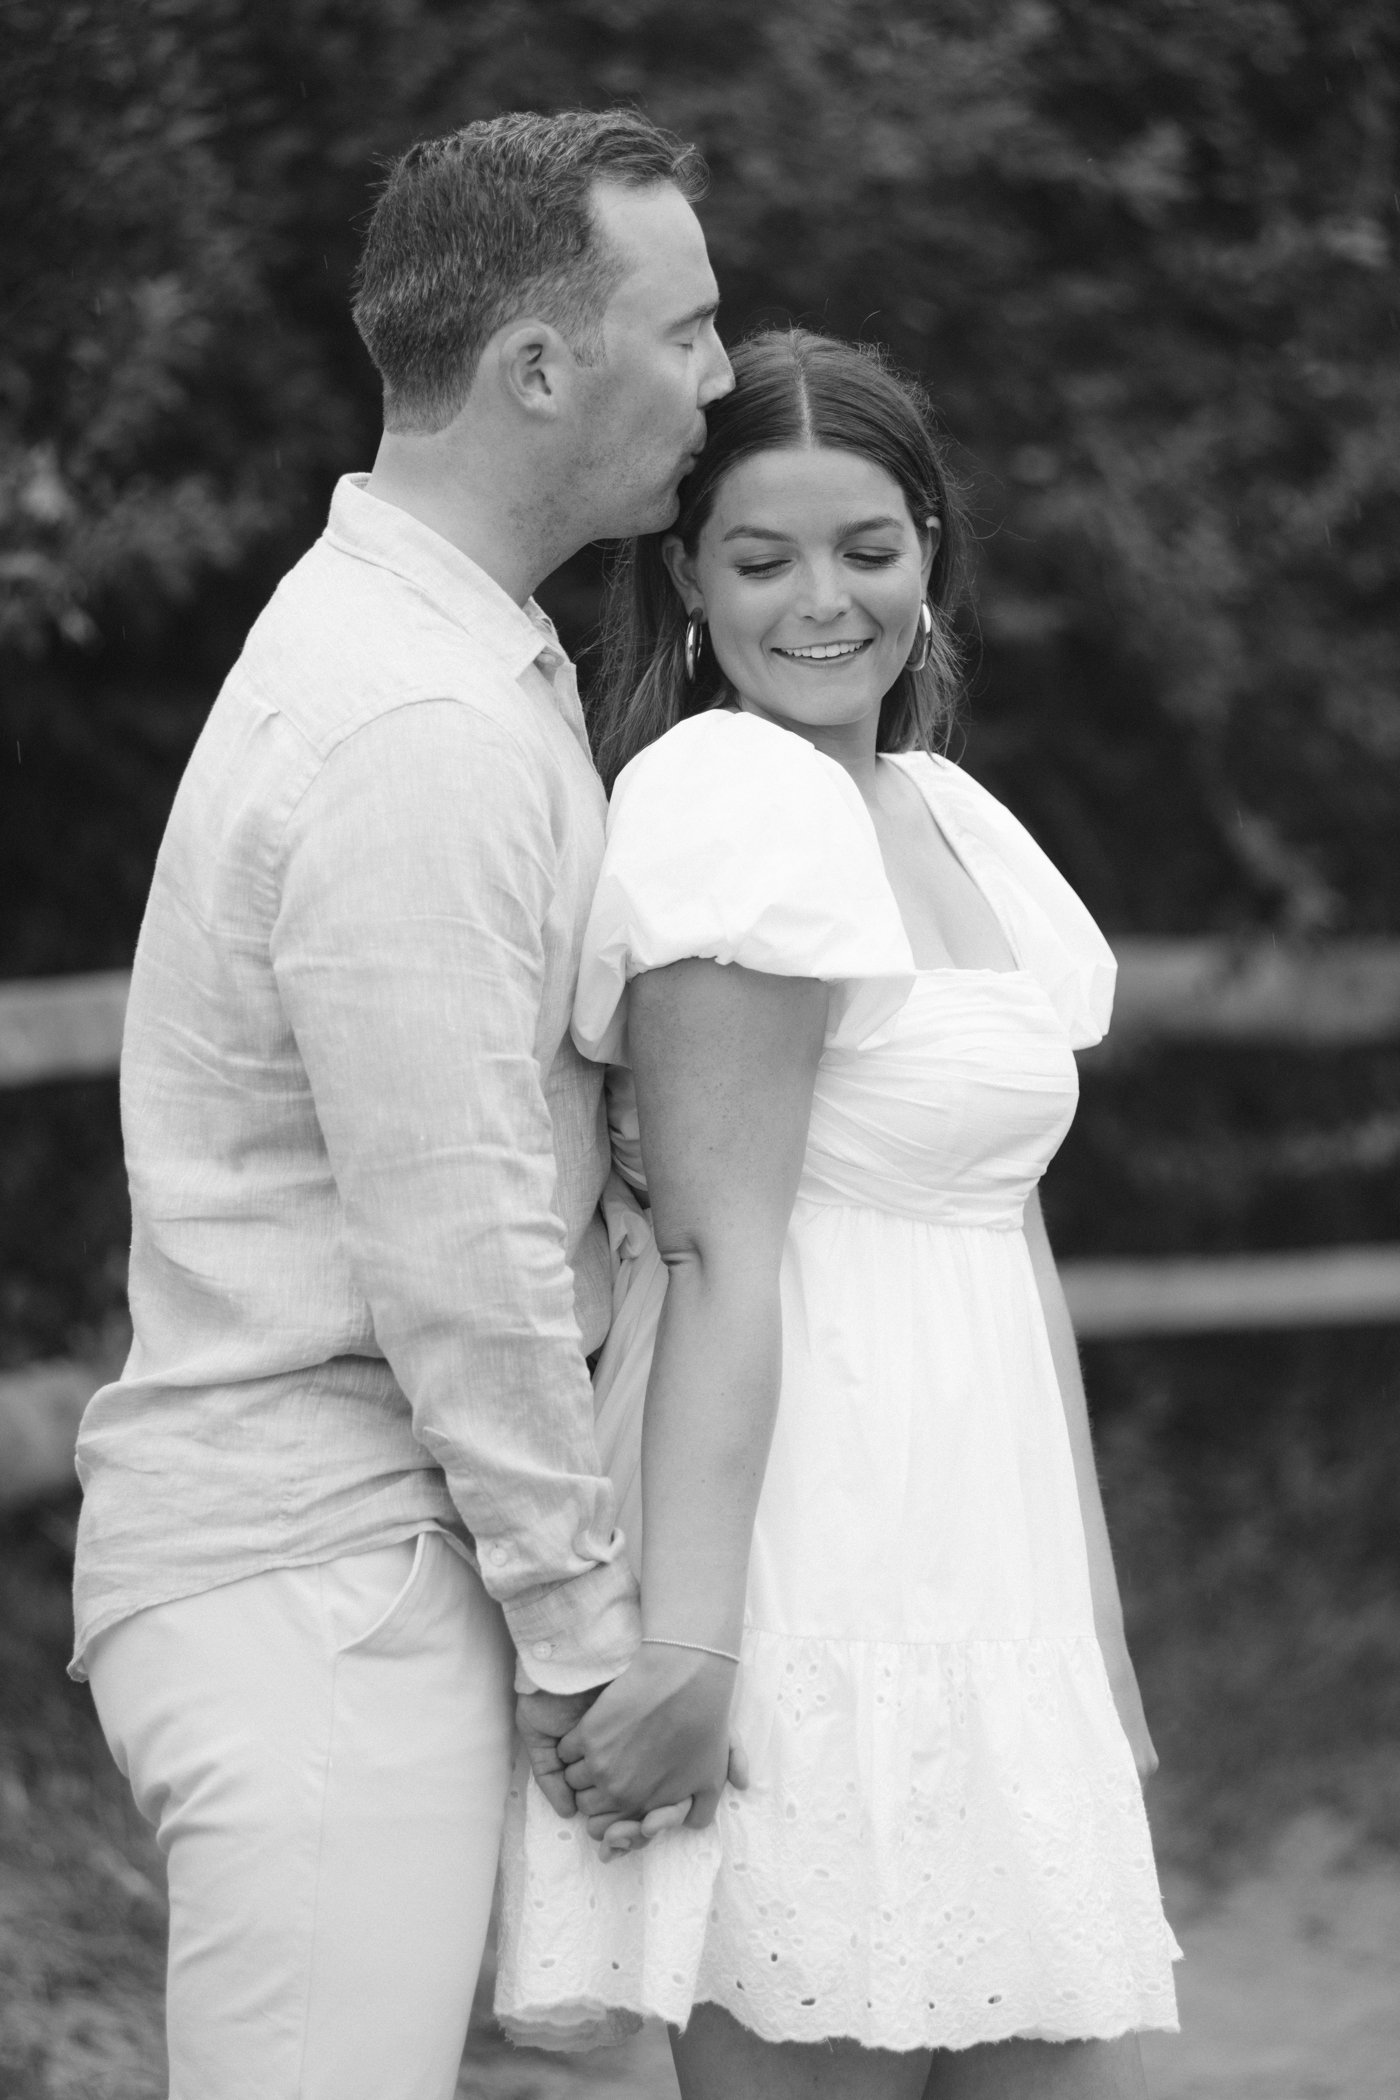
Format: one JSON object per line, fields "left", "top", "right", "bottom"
{"left": 909, "top": 600, "right": 935, "bottom": 672}
{"left": 684, "top": 610, "right": 706, "bottom": 683}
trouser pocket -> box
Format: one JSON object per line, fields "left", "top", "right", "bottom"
{"left": 322, "top": 1533, "right": 430, "bottom": 1657}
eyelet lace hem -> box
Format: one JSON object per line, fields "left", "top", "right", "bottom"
{"left": 496, "top": 1632, "right": 1180, "bottom": 2053}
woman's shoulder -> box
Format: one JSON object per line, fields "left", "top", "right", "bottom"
{"left": 604, "top": 708, "right": 884, "bottom": 882}
{"left": 576, "top": 712, "right": 914, "bottom": 1065}
{"left": 894, "top": 750, "right": 1026, "bottom": 831}
{"left": 604, "top": 708, "right": 889, "bottom": 906}
{"left": 892, "top": 749, "right": 1084, "bottom": 896}
{"left": 611, "top": 707, "right": 856, "bottom": 821}
{"left": 893, "top": 751, "right": 1117, "bottom": 1047}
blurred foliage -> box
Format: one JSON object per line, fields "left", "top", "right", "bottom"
{"left": 2, "top": 0, "right": 1398, "bottom": 947}
{"left": 2, "top": 0, "right": 1400, "bottom": 1355}
{"left": 1048, "top": 1043, "right": 1400, "bottom": 1256}
{"left": 1093, "top": 1325, "right": 1400, "bottom": 1866}
{"left": 0, "top": 1504, "right": 166, "bottom": 2095}
{"left": 0, "top": 1083, "right": 130, "bottom": 1369}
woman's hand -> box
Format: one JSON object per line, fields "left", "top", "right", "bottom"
{"left": 1099, "top": 1627, "right": 1159, "bottom": 1782}
{"left": 588, "top": 1732, "right": 751, "bottom": 1854}
{"left": 558, "top": 1643, "right": 740, "bottom": 1830}
{"left": 593, "top": 1797, "right": 692, "bottom": 1858}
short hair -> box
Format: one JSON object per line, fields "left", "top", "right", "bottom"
{"left": 592, "top": 328, "right": 971, "bottom": 787}
{"left": 353, "top": 108, "right": 707, "bottom": 432}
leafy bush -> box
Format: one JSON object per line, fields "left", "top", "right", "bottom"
{"left": 2, "top": 1, "right": 1398, "bottom": 1358}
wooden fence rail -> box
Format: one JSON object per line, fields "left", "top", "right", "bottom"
{"left": 1093, "top": 937, "right": 1400, "bottom": 1055}
{"left": 3, "top": 950, "right": 1400, "bottom": 1389}
{"left": 0, "top": 970, "right": 132, "bottom": 1088}
{"left": 6, "top": 1243, "right": 1399, "bottom": 1514}
{"left": 8, "top": 940, "right": 1400, "bottom": 1087}
{"left": 1062, "top": 1244, "right": 1400, "bottom": 1338}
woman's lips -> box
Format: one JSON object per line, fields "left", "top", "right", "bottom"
{"left": 770, "top": 637, "right": 875, "bottom": 663}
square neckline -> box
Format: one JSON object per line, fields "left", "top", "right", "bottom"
{"left": 877, "top": 753, "right": 1026, "bottom": 980}
{"left": 714, "top": 706, "right": 1028, "bottom": 980}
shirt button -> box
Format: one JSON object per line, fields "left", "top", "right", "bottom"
{"left": 531, "top": 1641, "right": 554, "bottom": 1660}
{"left": 486, "top": 1544, "right": 508, "bottom": 1566}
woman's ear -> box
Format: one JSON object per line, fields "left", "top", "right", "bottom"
{"left": 661, "top": 534, "right": 702, "bottom": 613}
{"left": 919, "top": 514, "right": 942, "bottom": 592}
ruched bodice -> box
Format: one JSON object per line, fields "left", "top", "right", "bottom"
{"left": 497, "top": 710, "right": 1179, "bottom": 2056}
{"left": 800, "top": 970, "right": 1079, "bottom": 1227}
{"left": 608, "top": 968, "right": 1080, "bottom": 1231}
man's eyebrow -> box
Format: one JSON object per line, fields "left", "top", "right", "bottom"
{"left": 721, "top": 515, "right": 905, "bottom": 543}
{"left": 670, "top": 298, "right": 720, "bottom": 332}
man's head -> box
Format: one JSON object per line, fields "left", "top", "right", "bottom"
{"left": 353, "top": 109, "right": 733, "bottom": 544}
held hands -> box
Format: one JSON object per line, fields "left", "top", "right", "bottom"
{"left": 521, "top": 1642, "right": 747, "bottom": 1854}
{"left": 563, "top": 1644, "right": 746, "bottom": 1846}
{"left": 515, "top": 1686, "right": 601, "bottom": 1817}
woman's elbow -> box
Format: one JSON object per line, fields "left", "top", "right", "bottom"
{"left": 656, "top": 1231, "right": 784, "bottom": 1310}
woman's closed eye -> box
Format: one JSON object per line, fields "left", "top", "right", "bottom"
{"left": 733, "top": 546, "right": 904, "bottom": 580}
{"left": 845, "top": 547, "right": 902, "bottom": 568}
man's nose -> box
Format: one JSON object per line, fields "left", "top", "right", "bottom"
{"left": 699, "top": 336, "right": 735, "bottom": 406}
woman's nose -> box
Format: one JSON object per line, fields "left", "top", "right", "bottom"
{"left": 794, "top": 560, "right": 851, "bottom": 621}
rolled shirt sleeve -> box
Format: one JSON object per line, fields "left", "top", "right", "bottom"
{"left": 270, "top": 697, "right": 638, "bottom": 1692}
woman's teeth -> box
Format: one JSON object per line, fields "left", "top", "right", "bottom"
{"left": 773, "top": 639, "right": 871, "bottom": 661}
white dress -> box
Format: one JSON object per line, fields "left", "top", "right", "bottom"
{"left": 495, "top": 710, "right": 1180, "bottom": 2053}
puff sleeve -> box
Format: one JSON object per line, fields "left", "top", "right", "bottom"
{"left": 573, "top": 711, "right": 915, "bottom": 1066}
{"left": 897, "top": 753, "right": 1117, "bottom": 1048}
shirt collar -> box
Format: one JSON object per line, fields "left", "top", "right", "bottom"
{"left": 323, "top": 474, "right": 567, "bottom": 681}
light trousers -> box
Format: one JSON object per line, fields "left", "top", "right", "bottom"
{"left": 88, "top": 1532, "right": 516, "bottom": 2100}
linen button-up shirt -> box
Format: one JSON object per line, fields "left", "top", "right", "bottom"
{"left": 71, "top": 475, "right": 638, "bottom": 1693}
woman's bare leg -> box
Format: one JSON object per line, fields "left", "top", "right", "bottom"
{"left": 671, "top": 2005, "right": 1149, "bottom": 2100}
{"left": 671, "top": 2003, "right": 932, "bottom": 2100}
{"left": 923, "top": 2034, "right": 1149, "bottom": 2100}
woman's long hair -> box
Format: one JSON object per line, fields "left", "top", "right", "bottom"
{"left": 592, "top": 327, "right": 971, "bottom": 789}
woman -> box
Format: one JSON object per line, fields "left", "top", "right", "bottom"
{"left": 496, "top": 330, "right": 1179, "bottom": 2098}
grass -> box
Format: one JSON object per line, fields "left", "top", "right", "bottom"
{"left": 0, "top": 1507, "right": 165, "bottom": 2100}
{"left": 1090, "top": 1325, "right": 1400, "bottom": 1875}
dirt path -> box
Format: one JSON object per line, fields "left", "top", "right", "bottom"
{"left": 1142, "top": 1814, "right": 1400, "bottom": 2100}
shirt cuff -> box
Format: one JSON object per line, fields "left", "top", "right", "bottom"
{"left": 503, "top": 1552, "right": 641, "bottom": 1697}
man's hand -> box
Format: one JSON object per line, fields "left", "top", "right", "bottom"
{"left": 557, "top": 1644, "right": 738, "bottom": 1831}
{"left": 515, "top": 1686, "right": 603, "bottom": 1817}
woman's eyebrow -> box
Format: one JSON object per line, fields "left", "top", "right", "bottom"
{"left": 721, "top": 514, "right": 905, "bottom": 543}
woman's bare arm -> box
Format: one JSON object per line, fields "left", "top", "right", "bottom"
{"left": 559, "top": 957, "right": 828, "bottom": 1830}
{"left": 1023, "top": 1186, "right": 1159, "bottom": 1780}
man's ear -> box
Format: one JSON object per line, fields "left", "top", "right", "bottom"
{"left": 661, "top": 533, "right": 702, "bottom": 612}
{"left": 489, "top": 318, "right": 576, "bottom": 420}
{"left": 919, "top": 514, "right": 942, "bottom": 592}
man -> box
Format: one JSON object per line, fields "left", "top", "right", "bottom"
{"left": 70, "top": 108, "right": 732, "bottom": 2100}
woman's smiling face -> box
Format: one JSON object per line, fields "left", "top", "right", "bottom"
{"left": 665, "top": 445, "right": 934, "bottom": 743}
